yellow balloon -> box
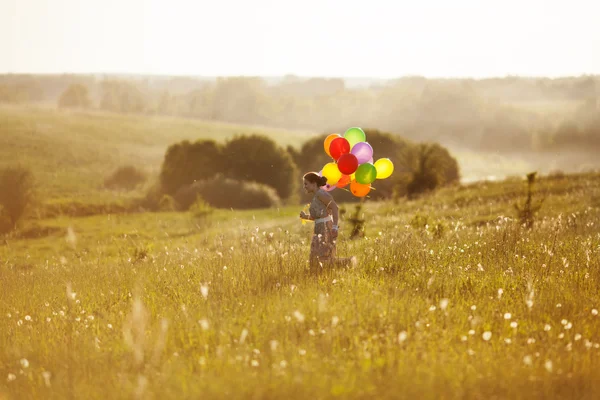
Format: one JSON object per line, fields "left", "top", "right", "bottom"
{"left": 322, "top": 162, "right": 342, "bottom": 185}
{"left": 374, "top": 158, "right": 394, "bottom": 179}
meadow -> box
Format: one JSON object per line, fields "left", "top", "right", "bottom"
{"left": 1, "top": 167, "right": 600, "bottom": 399}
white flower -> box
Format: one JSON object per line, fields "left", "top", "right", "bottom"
{"left": 198, "top": 319, "right": 209, "bottom": 331}
{"left": 20, "top": 358, "right": 29, "bottom": 368}
{"left": 200, "top": 284, "right": 209, "bottom": 299}
{"left": 523, "top": 355, "right": 533, "bottom": 365}
{"left": 544, "top": 360, "right": 553, "bottom": 372}
{"left": 439, "top": 299, "right": 449, "bottom": 310}
{"left": 504, "top": 313, "right": 512, "bottom": 320}
{"left": 251, "top": 360, "right": 259, "bottom": 367}
{"left": 331, "top": 316, "right": 339, "bottom": 327}
{"left": 470, "top": 305, "right": 477, "bottom": 311}
{"left": 7, "top": 373, "right": 16, "bottom": 382}
{"left": 398, "top": 331, "right": 408, "bottom": 343}
{"left": 482, "top": 331, "right": 492, "bottom": 341}
{"left": 510, "top": 321, "right": 518, "bottom": 329}
{"left": 592, "top": 309, "right": 598, "bottom": 316}
{"left": 293, "top": 310, "right": 305, "bottom": 323}
{"left": 544, "top": 324, "right": 551, "bottom": 331}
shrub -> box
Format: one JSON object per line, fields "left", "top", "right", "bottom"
{"left": 159, "top": 140, "right": 222, "bottom": 195}
{"left": 104, "top": 166, "right": 147, "bottom": 190}
{"left": 0, "top": 166, "right": 36, "bottom": 230}
{"left": 222, "top": 135, "right": 298, "bottom": 200}
{"left": 174, "top": 175, "right": 280, "bottom": 210}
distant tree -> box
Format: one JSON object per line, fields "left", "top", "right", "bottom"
{"left": 100, "top": 80, "right": 146, "bottom": 113}
{"left": 104, "top": 165, "right": 147, "bottom": 190}
{"left": 402, "top": 143, "right": 460, "bottom": 197}
{"left": 221, "top": 135, "right": 298, "bottom": 200}
{"left": 58, "top": 84, "right": 91, "bottom": 109}
{"left": 0, "top": 166, "right": 36, "bottom": 230}
{"left": 159, "top": 140, "right": 222, "bottom": 195}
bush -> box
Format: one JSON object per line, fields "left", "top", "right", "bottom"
{"left": 174, "top": 175, "right": 280, "bottom": 210}
{"left": 104, "top": 165, "right": 147, "bottom": 190}
{"left": 0, "top": 166, "right": 36, "bottom": 230}
{"left": 222, "top": 135, "right": 298, "bottom": 200}
{"left": 159, "top": 140, "right": 222, "bottom": 195}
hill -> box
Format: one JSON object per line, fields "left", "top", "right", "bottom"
{"left": 0, "top": 105, "right": 316, "bottom": 202}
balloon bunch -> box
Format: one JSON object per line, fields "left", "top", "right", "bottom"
{"left": 319, "top": 127, "right": 394, "bottom": 198}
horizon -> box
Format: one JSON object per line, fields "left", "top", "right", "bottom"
{"left": 2, "top": 0, "right": 599, "bottom": 79}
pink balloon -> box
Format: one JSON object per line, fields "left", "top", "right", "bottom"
{"left": 351, "top": 142, "right": 374, "bottom": 164}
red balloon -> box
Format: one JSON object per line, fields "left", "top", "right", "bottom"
{"left": 329, "top": 137, "right": 350, "bottom": 160}
{"left": 337, "top": 153, "right": 358, "bottom": 175}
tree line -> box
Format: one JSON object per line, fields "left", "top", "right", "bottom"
{"left": 1, "top": 74, "right": 599, "bottom": 154}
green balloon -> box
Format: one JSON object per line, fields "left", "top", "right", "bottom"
{"left": 355, "top": 163, "right": 377, "bottom": 184}
{"left": 343, "top": 127, "right": 366, "bottom": 149}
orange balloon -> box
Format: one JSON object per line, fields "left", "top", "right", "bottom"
{"left": 350, "top": 180, "right": 371, "bottom": 197}
{"left": 324, "top": 134, "right": 342, "bottom": 157}
{"left": 337, "top": 174, "right": 351, "bottom": 188}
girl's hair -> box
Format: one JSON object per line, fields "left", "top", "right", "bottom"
{"left": 303, "top": 172, "right": 328, "bottom": 187}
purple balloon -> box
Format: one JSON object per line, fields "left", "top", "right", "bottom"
{"left": 351, "top": 142, "right": 374, "bottom": 164}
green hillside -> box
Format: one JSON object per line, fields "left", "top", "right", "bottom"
{"left": 0, "top": 105, "right": 317, "bottom": 201}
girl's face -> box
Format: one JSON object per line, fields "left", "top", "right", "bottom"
{"left": 303, "top": 179, "right": 317, "bottom": 193}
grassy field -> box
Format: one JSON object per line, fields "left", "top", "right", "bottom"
{"left": 0, "top": 105, "right": 316, "bottom": 202}
{"left": 1, "top": 171, "right": 600, "bottom": 399}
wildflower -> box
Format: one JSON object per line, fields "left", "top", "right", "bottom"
{"left": 544, "top": 324, "right": 551, "bottom": 331}
{"left": 20, "top": 358, "right": 29, "bottom": 368}
{"left": 510, "top": 321, "right": 518, "bottom": 329}
{"left": 504, "top": 313, "right": 512, "bottom": 320}
{"left": 293, "top": 311, "right": 305, "bottom": 323}
{"left": 523, "top": 355, "right": 533, "bottom": 365}
{"left": 439, "top": 299, "right": 449, "bottom": 310}
{"left": 592, "top": 309, "right": 598, "bottom": 316}
{"left": 331, "top": 316, "right": 339, "bottom": 327}
{"left": 575, "top": 334, "right": 582, "bottom": 341}
{"left": 468, "top": 329, "right": 475, "bottom": 335}
{"left": 25, "top": 315, "right": 31, "bottom": 321}
{"left": 251, "top": 360, "right": 259, "bottom": 367}
{"left": 270, "top": 340, "right": 279, "bottom": 352}
{"left": 471, "top": 305, "right": 477, "bottom": 311}
{"left": 497, "top": 288, "right": 503, "bottom": 299}
{"left": 298, "top": 349, "right": 306, "bottom": 356}
{"left": 7, "top": 373, "right": 16, "bottom": 382}
{"left": 429, "top": 305, "right": 437, "bottom": 312}
{"left": 504, "top": 338, "right": 512, "bottom": 344}
{"left": 200, "top": 284, "right": 209, "bottom": 299}
{"left": 198, "top": 319, "right": 209, "bottom": 331}
{"left": 565, "top": 322, "right": 573, "bottom": 330}
{"left": 398, "top": 331, "right": 408, "bottom": 343}
{"left": 279, "top": 360, "right": 288, "bottom": 368}
{"left": 544, "top": 360, "right": 553, "bottom": 372}
{"left": 482, "top": 331, "right": 492, "bottom": 341}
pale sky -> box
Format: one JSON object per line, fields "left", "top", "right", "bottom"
{"left": 1, "top": 0, "right": 599, "bottom": 78}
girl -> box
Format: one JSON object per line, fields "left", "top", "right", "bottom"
{"left": 299, "top": 172, "right": 355, "bottom": 270}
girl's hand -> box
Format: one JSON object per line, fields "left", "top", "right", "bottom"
{"left": 299, "top": 211, "right": 309, "bottom": 220}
